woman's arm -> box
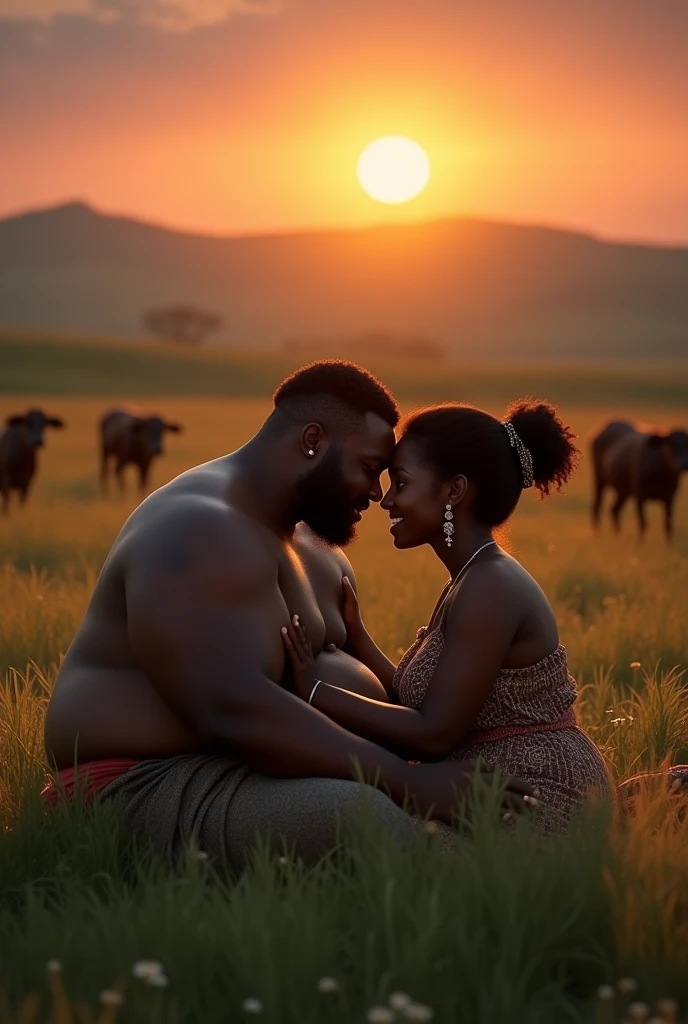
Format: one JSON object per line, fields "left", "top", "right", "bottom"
{"left": 340, "top": 575, "right": 397, "bottom": 696}
{"left": 283, "top": 567, "right": 519, "bottom": 760}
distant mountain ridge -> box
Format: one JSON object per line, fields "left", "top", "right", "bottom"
{"left": 1, "top": 201, "right": 686, "bottom": 361}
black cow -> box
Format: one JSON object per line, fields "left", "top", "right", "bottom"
{"left": 100, "top": 408, "right": 183, "bottom": 495}
{"left": 591, "top": 419, "right": 688, "bottom": 540}
{"left": 0, "top": 409, "right": 65, "bottom": 514}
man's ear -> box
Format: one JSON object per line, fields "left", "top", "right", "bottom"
{"left": 6, "top": 415, "right": 26, "bottom": 427}
{"left": 47, "top": 417, "right": 65, "bottom": 429}
{"left": 165, "top": 421, "right": 183, "bottom": 433}
{"left": 301, "top": 422, "right": 326, "bottom": 459}
{"left": 448, "top": 474, "right": 468, "bottom": 505}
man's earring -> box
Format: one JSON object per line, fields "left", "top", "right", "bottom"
{"left": 443, "top": 504, "right": 454, "bottom": 547}
{"left": 308, "top": 449, "right": 315, "bottom": 457}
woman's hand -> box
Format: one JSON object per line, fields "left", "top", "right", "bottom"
{"left": 342, "top": 576, "right": 367, "bottom": 652}
{"left": 281, "top": 615, "right": 318, "bottom": 703}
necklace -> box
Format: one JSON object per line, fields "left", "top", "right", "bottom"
{"left": 431, "top": 540, "right": 497, "bottom": 629}
{"left": 450, "top": 540, "right": 498, "bottom": 585}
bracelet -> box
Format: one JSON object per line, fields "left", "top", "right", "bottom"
{"left": 308, "top": 679, "right": 323, "bottom": 705}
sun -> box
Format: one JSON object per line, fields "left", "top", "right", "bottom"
{"left": 357, "top": 136, "right": 431, "bottom": 204}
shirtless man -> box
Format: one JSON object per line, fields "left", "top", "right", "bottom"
{"left": 45, "top": 361, "right": 534, "bottom": 870}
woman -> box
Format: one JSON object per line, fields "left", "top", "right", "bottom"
{"left": 282, "top": 399, "right": 611, "bottom": 833}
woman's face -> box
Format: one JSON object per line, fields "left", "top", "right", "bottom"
{"left": 381, "top": 438, "right": 446, "bottom": 549}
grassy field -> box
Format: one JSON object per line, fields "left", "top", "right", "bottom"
{"left": 1, "top": 369, "right": 688, "bottom": 1023}
{"left": 2, "top": 329, "right": 688, "bottom": 408}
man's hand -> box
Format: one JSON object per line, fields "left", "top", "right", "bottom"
{"left": 281, "top": 615, "right": 318, "bottom": 703}
{"left": 401, "top": 760, "right": 540, "bottom": 825}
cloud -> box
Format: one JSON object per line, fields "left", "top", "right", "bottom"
{"left": 0, "top": 0, "right": 281, "bottom": 31}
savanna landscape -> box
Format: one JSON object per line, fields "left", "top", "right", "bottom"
{"left": 3, "top": 0, "right": 688, "bottom": 1019}
{"left": 1, "top": 335, "right": 687, "bottom": 1023}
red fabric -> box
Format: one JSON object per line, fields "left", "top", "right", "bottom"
{"left": 466, "top": 707, "right": 578, "bottom": 745}
{"left": 406, "top": 709, "right": 579, "bottom": 766}
{"left": 41, "top": 758, "right": 139, "bottom": 805}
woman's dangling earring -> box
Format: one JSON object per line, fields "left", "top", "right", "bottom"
{"left": 443, "top": 504, "right": 454, "bottom": 547}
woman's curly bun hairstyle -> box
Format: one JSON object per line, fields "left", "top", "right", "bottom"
{"left": 400, "top": 398, "right": 579, "bottom": 526}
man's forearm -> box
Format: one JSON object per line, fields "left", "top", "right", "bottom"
{"left": 204, "top": 694, "right": 414, "bottom": 806}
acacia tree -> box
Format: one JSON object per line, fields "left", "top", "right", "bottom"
{"left": 142, "top": 305, "right": 223, "bottom": 346}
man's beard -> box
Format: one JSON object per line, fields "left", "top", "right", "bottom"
{"left": 293, "top": 446, "right": 359, "bottom": 546}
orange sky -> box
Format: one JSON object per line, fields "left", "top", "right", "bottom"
{"left": 2, "top": 0, "right": 687, "bottom": 242}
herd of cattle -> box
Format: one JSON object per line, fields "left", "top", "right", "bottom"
{"left": 0, "top": 407, "right": 183, "bottom": 513}
{"left": 0, "top": 407, "right": 687, "bottom": 539}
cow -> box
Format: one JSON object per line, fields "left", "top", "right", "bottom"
{"left": 590, "top": 419, "right": 688, "bottom": 540}
{"left": 0, "top": 409, "right": 65, "bottom": 514}
{"left": 99, "top": 408, "right": 183, "bottom": 496}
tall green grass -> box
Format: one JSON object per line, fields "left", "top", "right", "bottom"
{"left": 1, "top": 759, "right": 687, "bottom": 1023}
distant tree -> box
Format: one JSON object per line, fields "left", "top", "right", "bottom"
{"left": 142, "top": 305, "right": 223, "bottom": 346}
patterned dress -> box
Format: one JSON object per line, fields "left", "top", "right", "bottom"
{"left": 393, "top": 625, "right": 611, "bottom": 833}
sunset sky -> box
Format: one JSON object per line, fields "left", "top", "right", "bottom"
{"left": 2, "top": 0, "right": 687, "bottom": 243}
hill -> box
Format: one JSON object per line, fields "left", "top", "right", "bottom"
{"left": 1, "top": 202, "right": 687, "bottom": 361}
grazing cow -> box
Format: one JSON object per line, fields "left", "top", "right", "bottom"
{"left": 590, "top": 419, "right": 688, "bottom": 540}
{"left": 0, "top": 409, "right": 65, "bottom": 514}
{"left": 100, "top": 408, "right": 183, "bottom": 495}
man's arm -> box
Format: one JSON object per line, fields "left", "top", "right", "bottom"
{"left": 124, "top": 501, "right": 414, "bottom": 796}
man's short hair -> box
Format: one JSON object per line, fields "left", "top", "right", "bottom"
{"left": 272, "top": 360, "right": 399, "bottom": 433}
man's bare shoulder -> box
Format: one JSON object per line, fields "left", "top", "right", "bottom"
{"left": 123, "top": 490, "right": 277, "bottom": 598}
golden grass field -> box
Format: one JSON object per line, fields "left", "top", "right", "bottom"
{"left": 1, "top": 386, "right": 688, "bottom": 1023}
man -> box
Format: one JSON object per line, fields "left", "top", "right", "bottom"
{"left": 45, "top": 361, "right": 534, "bottom": 870}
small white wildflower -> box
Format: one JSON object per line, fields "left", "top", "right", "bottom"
{"left": 389, "top": 991, "right": 412, "bottom": 1011}
{"left": 617, "top": 978, "right": 639, "bottom": 994}
{"left": 404, "top": 1004, "right": 434, "bottom": 1023}
{"left": 317, "top": 977, "right": 339, "bottom": 994}
{"left": 46, "top": 960, "right": 62, "bottom": 973}
{"left": 194, "top": 850, "right": 209, "bottom": 862}
{"left": 366, "top": 1008, "right": 395, "bottom": 1024}
{"left": 147, "top": 974, "right": 169, "bottom": 989}
{"left": 278, "top": 856, "right": 288, "bottom": 866}
{"left": 597, "top": 985, "right": 615, "bottom": 1000}
{"left": 628, "top": 1003, "right": 650, "bottom": 1020}
{"left": 99, "top": 990, "right": 124, "bottom": 1007}
{"left": 242, "top": 998, "right": 264, "bottom": 1014}
{"left": 132, "top": 960, "right": 165, "bottom": 980}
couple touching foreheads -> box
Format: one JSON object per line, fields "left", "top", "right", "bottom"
{"left": 43, "top": 361, "right": 610, "bottom": 870}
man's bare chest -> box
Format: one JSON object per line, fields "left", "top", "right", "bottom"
{"left": 276, "top": 540, "right": 347, "bottom": 652}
